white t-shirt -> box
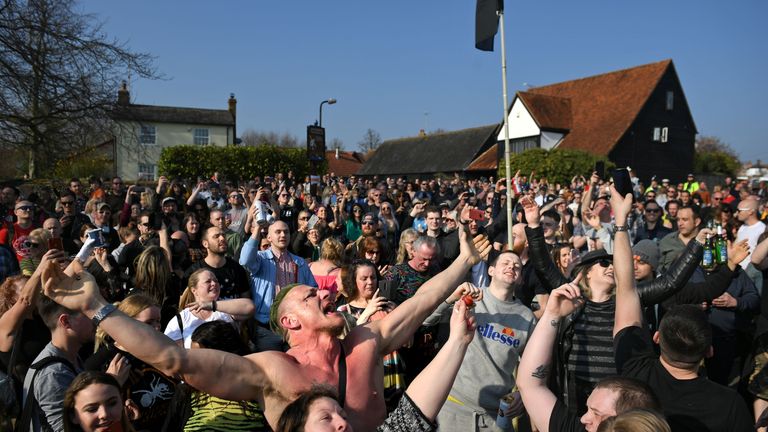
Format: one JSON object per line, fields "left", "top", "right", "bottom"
{"left": 163, "top": 308, "right": 234, "bottom": 348}
{"left": 736, "top": 220, "right": 766, "bottom": 269}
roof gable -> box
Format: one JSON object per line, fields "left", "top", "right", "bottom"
{"left": 358, "top": 124, "right": 499, "bottom": 176}
{"left": 111, "top": 104, "right": 235, "bottom": 127}
{"left": 523, "top": 59, "right": 672, "bottom": 155}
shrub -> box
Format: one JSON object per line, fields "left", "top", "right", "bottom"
{"left": 498, "top": 148, "right": 612, "bottom": 185}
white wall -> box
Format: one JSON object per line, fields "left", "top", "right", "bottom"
{"left": 114, "top": 121, "right": 232, "bottom": 180}
{"left": 497, "top": 97, "right": 540, "bottom": 141}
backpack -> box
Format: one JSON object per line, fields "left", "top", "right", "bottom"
{"left": 15, "top": 356, "right": 76, "bottom": 432}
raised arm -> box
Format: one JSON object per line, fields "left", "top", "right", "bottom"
{"left": 522, "top": 196, "right": 569, "bottom": 291}
{"left": 41, "top": 261, "right": 271, "bottom": 401}
{"left": 518, "top": 283, "right": 583, "bottom": 432}
{"left": 186, "top": 297, "right": 256, "bottom": 321}
{"left": 611, "top": 186, "right": 640, "bottom": 337}
{"left": 403, "top": 300, "right": 476, "bottom": 421}
{"left": 370, "top": 217, "right": 490, "bottom": 354}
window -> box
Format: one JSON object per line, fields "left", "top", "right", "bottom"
{"left": 666, "top": 91, "right": 674, "bottom": 111}
{"left": 661, "top": 127, "right": 669, "bottom": 143}
{"left": 652, "top": 127, "right": 661, "bottom": 142}
{"left": 510, "top": 137, "right": 538, "bottom": 154}
{"left": 139, "top": 125, "right": 156, "bottom": 145}
{"left": 138, "top": 164, "right": 156, "bottom": 181}
{"left": 193, "top": 128, "right": 209, "bottom": 145}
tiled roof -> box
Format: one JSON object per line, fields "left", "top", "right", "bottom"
{"left": 357, "top": 124, "right": 499, "bottom": 176}
{"left": 466, "top": 144, "right": 499, "bottom": 171}
{"left": 111, "top": 104, "right": 235, "bottom": 126}
{"left": 325, "top": 150, "right": 368, "bottom": 176}
{"left": 524, "top": 59, "right": 673, "bottom": 155}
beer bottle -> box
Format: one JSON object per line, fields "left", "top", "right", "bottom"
{"left": 702, "top": 233, "right": 715, "bottom": 271}
{"left": 715, "top": 225, "right": 728, "bottom": 265}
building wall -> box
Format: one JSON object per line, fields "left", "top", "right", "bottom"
{"left": 498, "top": 98, "right": 540, "bottom": 141}
{"left": 609, "top": 68, "right": 696, "bottom": 184}
{"left": 114, "top": 121, "right": 232, "bottom": 180}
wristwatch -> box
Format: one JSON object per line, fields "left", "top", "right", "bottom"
{"left": 613, "top": 224, "right": 629, "bottom": 234}
{"left": 91, "top": 303, "right": 117, "bottom": 327}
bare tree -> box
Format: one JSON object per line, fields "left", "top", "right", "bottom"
{"left": 330, "top": 137, "right": 344, "bottom": 150}
{"left": 0, "top": 0, "right": 158, "bottom": 178}
{"left": 357, "top": 128, "right": 382, "bottom": 152}
{"left": 695, "top": 135, "right": 740, "bottom": 162}
{"left": 240, "top": 128, "right": 301, "bottom": 148}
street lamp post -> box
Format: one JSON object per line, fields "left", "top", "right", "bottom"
{"left": 319, "top": 98, "right": 337, "bottom": 127}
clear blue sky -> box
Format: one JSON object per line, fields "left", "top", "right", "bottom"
{"left": 79, "top": 0, "right": 768, "bottom": 163}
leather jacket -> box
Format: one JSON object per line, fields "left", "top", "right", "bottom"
{"left": 524, "top": 224, "right": 703, "bottom": 409}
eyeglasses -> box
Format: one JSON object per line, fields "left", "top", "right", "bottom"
{"left": 16, "top": 206, "right": 33, "bottom": 212}
{"left": 361, "top": 220, "right": 375, "bottom": 226}
{"left": 353, "top": 208, "right": 362, "bottom": 213}
{"left": 737, "top": 208, "right": 750, "bottom": 212}
{"left": 591, "top": 259, "right": 612, "bottom": 268}
{"left": 22, "top": 241, "right": 39, "bottom": 248}
{"left": 645, "top": 208, "right": 661, "bottom": 213}
{"left": 60, "top": 201, "right": 74, "bottom": 206}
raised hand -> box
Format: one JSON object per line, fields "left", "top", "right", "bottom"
{"left": 446, "top": 282, "right": 483, "bottom": 305}
{"left": 728, "top": 239, "right": 750, "bottom": 266}
{"left": 609, "top": 184, "right": 633, "bottom": 224}
{"left": 449, "top": 298, "right": 477, "bottom": 346}
{"left": 42, "top": 261, "right": 106, "bottom": 315}
{"left": 520, "top": 196, "right": 540, "bottom": 227}
{"left": 544, "top": 279, "right": 584, "bottom": 319}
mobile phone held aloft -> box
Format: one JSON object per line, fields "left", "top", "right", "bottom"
{"left": 469, "top": 209, "right": 485, "bottom": 221}
{"left": 612, "top": 168, "right": 634, "bottom": 201}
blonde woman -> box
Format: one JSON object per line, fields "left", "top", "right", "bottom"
{"left": 19, "top": 228, "right": 51, "bottom": 276}
{"left": 163, "top": 269, "right": 254, "bottom": 348}
{"left": 395, "top": 228, "right": 419, "bottom": 265}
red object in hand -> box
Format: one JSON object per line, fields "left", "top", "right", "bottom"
{"left": 461, "top": 294, "right": 475, "bottom": 308}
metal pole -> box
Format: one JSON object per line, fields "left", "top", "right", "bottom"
{"left": 319, "top": 100, "right": 327, "bottom": 127}
{"left": 498, "top": 10, "right": 514, "bottom": 247}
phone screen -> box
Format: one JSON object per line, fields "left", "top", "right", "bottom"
{"left": 594, "top": 161, "right": 605, "bottom": 179}
{"left": 612, "top": 168, "right": 634, "bottom": 200}
{"left": 48, "top": 237, "right": 64, "bottom": 251}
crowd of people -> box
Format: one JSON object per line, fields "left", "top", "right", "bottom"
{"left": 0, "top": 168, "right": 766, "bottom": 432}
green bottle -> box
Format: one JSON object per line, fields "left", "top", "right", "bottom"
{"left": 702, "top": 233, "right": 715, "bottom": 271}
{"left": 715, "top": 225, "right": 728, "bottom": 265}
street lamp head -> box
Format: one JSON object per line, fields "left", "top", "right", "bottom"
{"left": 327, "top": 98, "right": 337, "bottom": 105}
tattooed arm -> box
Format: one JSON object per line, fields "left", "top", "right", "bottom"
{"left": 518, "top": 283, "right": 584, "bottom": 432}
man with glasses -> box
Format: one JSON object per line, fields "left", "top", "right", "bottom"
{"left": 57, "top": 192, "right": 90, "bottom": 255}
{"left": 89, "top": 202, "right": 119, "bottom": 251}
{"left": 634, "top": 199, "right": 671, "bottom": 244}
{"left": 225, "top": 191, "right": 248, "bottom": 233}
{"left": 276, "top": 186, "right": 300, "bottom": 233}
{"left": 0, "top": 200, "right": 39, "bottom": 262}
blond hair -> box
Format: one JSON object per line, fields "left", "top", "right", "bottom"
{"left": 95, "top": 294, "right": 159, "bottom": 352}
{"left": 134, "top": 246, "right": 170, "bottom": 305}
{"left": 178, "top": 268, "right": 215, "bottom": 309}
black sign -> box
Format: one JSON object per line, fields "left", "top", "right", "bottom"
{"left": 307, "top": 126, "right": 326, "bottom": 162}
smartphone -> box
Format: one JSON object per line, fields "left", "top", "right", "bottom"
{"left": 133, "top": 186, "right": 146, "bottom": 193}
{"left": 469, "top": 209, "right": 485, "bottom": 221}
{"left": 48, "top": 237, "right": 64, "bottom": 251}
{"left": 612, "top": 168, "right": 634, "bottom": 200}
{"left": 330, "top": 195, "right": 338, "bottom": 206}
{"left": 377, "top": 279, "right": 395, "bottom": 300}
{"left": 86, "top": 229, "right": 105, "bottom": 248}
{"left": 151, "top": 213, "right": 163, "bottom": 230}
{"left": 307, "top": 214, "right": 319, "bottom": 230}
{"left": 594, "top": 161, "right": 605, "bottom": 179}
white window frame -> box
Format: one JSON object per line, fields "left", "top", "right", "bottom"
{"left": 138, "top": 163, "right": 156, "bottom": 181}
{"left": 193, "top": 128, "right": 210, "bottom": 145}
{"left": 661, "top": 127, "right": 669, "bottom": 143}
{"left": 139, "top": 125, "right": 156, "bottom": 145}
{"left": 652, "top": 127, "right": 661, "bottom": 142}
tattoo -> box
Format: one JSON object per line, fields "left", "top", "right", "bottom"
{"left": 531, "top": 364, "right": 550, "bottom": 380}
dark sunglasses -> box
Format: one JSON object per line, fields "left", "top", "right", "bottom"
{"left": 22, "top": 241, "right": 39, "bottom": 248}
{"left": 16, "top": 206, "right": 33, "bottom": 211}
{"left": 645, "top": 208, "right": 661, "bottom": 213}
{"left": 595, "top": 259, "right": 612, "bottom": 268}
{"left": 60, "top": 201, "right": 74, "bottom": 206}
{"left": 361, "top": 221, "right": 375, "bottom": 226}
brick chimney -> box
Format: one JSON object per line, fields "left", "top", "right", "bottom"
{"left": 117, "top": 81, "right": 130, "bottom": 106}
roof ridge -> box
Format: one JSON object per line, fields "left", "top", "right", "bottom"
{"left": 121, "top": 103, "right": 231, "bottom": 113}
{"left": 383, "top": 123, "right": 498, "bottom": 143}
{"left": 531, "top": 59, "right": 672, "bottom": 91}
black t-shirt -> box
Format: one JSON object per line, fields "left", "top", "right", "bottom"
{"left": 614, "top": 326, "right": 752, "bottom": 432}
{"left": 184, "top": 256, "right": 250, "bottom": 300}
{"left": 549, "top": 399, "right": 586, "bottom": 432}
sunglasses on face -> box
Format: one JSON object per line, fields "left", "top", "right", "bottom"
{"left": 361, "top": 221, "right": 375, "bottom": 226}
{"left": 589, "top": 259, "right": 612, "bottom": 269}
{"left": 645, "top": 208, "right": 661, "bottom": 213}
{"left": 60, "top": 201, "right": 74, "bottom": 206}
{"left": 22, "top": 240, "right": 39, "bottom": 248}
{"left": 16, "top": 206, "right": 33, "bottom": 212}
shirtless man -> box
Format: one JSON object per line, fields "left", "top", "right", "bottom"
{"left": 43, "top": 215, "right": 489, "bottom": 431}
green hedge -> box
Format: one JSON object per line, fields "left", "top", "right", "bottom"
{"left": 498, "top": 148, "right": 612, "bottom": 185}
{"left": 158, "top": 145, "right": 320, "bottom": 180}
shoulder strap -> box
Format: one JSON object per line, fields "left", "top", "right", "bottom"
{"left": 175, "top": 313, "right": 184, "bottom": 335}
{"left": 337, "top": 343, "right": 347, "bottom": 408}
{"left": 17, "top": 356, "right": 76, "bottom": 432}
{"left": 6, "top": 328, "right": 22, "bottom": 375}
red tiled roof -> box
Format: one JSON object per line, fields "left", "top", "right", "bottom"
{"left": 326, "top": 150, "right": 368, "bottom": 176}
{"left": 467, "top": 144, "right": 498, "bottom": 171}
{"left": 518, "top": 93, "right": 572, "bottom": 131}
{"left": 524, "top": 59, "right": 672, "bottom": 155}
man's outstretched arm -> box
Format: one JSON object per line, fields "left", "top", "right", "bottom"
{"left": 371, "top": 217, "right": 490, "bottom": 354}
{"left": 42, "top": 262, "right": 271, "bottom": 401}
{"left": 518, "top": 283, "right": 583, "bottom": 432}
